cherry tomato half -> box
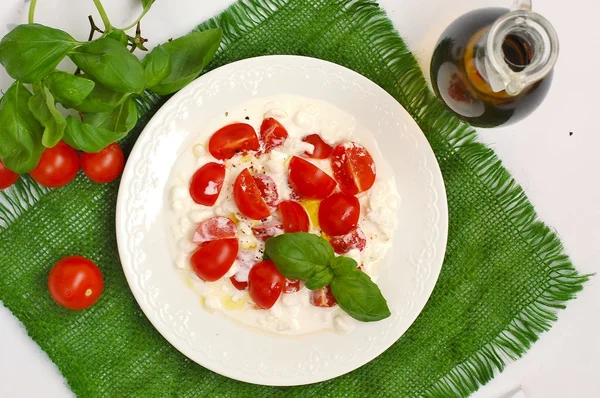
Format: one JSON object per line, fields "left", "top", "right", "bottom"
{"left": 208, "top": 123, "right": 259, "bottom": 160}
{"left": 331, "top": 142, "right": 376, "bottom": 195}
{"left": 318, "top": 192, "right": 360, "bottom": 236}
{"left": 0, "top": 159, "right": 19, "bottom": 190}
{"left": 30, "top": 141, "right": 80, "bottom": 188}
{"left": 252, "top": 220, "right": 284, "bottom": 241}
{"left": 192, "top": 216, "right": 237, "bottom": 244}
{"left": 253, "top": 174, "right": 279, "bottom": 206}
{"left": 189, "top": 162, "right": 225, "bottom": 206}
{"left": 230, "top": 276, "right": 248, "bottom": 290}
{"left": 288, "top": 156, "right": 336, "bottom": 200}
{"left": 310, "top": 286, "right": 336, "bottom": 307}
{"left": 278, "top": 200, "right": 310, "bottom": 233}
{"left": 302, "top": 134, "right": 333, "bottom": 159}
{"left": 191, "top": 239, "right": 239, "bottom": 282}
{"left": 48, "top": 256, "right": 104, "bottom": 310}
{"left": 233, "top": 169, "right": 271, "bottom": 220}
{"left": 284, "top": 279, "right": 302, "bottom": 294}
{"left": 81, "top": 143, "right": 125, "bottom": 184}
{"left": 330, "top": 228, "right": 367, "bottom": 254}
{"left": 248, "top": 260, "right": 285, "bottom": 309}
{"left": 260, "top": 118, "right": 288, "bottom": 153}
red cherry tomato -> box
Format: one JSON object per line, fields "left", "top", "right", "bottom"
{"left": 331, "top": 142, "right": 376, "bottom": 194}
{"left": 248, "top": 260, "right": 285, "bottom": 309}
{"left": 189, "top": 162, "right": 225, "bottom": 206}
{"left": 190, "top": 239, "right": 239, "bottom": 282}
{"left": 81, "top": 143, "right": 125, "bottom": 184}
{"left": 278, "top": 200, "right": 310, "bottom": 233}
{"left": 0, "top": 159, "right": 19, "bottom": 190}
{"left": 252, "top": 220, "right": 284, "bottom": 241}
{"left": 230, "top": 276, "right": 248, "bottom": 290}
{"left": 330, "top": 228, "right": 367, "bottom": 254}
{"left": 284, "top": 279, "right": 302, "bottom": 294}
{"left": 288, "top": 156, "right": 336, "bottom": 200}
{"left": 30, "top": 141, "right": 79, "bottom": 188}
{"left": 233, "top": 169, "right": 271, "bottom": 220}
{"left": 318, "top": 192, "right": 360, "bottom": 236}
{"left": 260, "top": 118, "right": 288, "bottom": 153}
{"left": 48, "top": 256, "right": 103, "bottom": 310}
{"left": 208, "top": 123, "right": 259, "bottom": 160}
{"left": 253, "top": 174, "right": 279, "bottom": 206}
{"left": 302, "top": 134, "right": 333, "bottom": 159}
{"left": 310, "top": 286, "right": 336, "bottom": 307}
{"left": 192, "top": 216, "right": 237, "bottom": 244}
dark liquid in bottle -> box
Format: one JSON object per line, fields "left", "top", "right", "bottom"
{"left": 431, "top": 8, "right": 552, "bottom": 127}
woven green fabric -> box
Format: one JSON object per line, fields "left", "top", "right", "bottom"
{"left": 0, "top": 0, "right": 588, "bottom": 397}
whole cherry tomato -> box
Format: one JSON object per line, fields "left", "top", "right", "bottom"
{"left": 0, "top": 159, "right": 19, "bottom": 190}
{"left": 30, "top": 142, "right": 80, "bottom": 188}
{"left": 48, "top": 256, "right": 104, "bottom": 310}
{"left": 81, "top": 143, "right": 125, "bottom": 184}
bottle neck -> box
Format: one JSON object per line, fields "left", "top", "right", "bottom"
{"left": 474, "top": 10, "right": 559, "bottom": 96}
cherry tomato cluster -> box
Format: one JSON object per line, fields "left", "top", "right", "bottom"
{"left": 187, "top": 117, "right": 377, "bottom": 309}
{"left": 0, "top": 141, "right": 125, "bottom": 190}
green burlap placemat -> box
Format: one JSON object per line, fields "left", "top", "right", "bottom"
{"left": 0, "top": 0, "right": 589, "bottom": 396}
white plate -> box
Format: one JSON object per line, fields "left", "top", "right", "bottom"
{"left": 116, "top": 55, "right": 448, "bottom": 386}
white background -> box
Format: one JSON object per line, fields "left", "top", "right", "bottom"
{"left": 0, "top": 0, "right": 598, "bottom": 397}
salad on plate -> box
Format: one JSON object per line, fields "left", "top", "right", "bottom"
{"left": 166, "top": 94, "right": 400, "bottom": 335}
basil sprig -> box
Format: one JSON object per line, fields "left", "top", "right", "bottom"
{"left": 265, "top": 233, "right": 391, "bottom": 322}
{"left": 0, "top": 0, "right": 222, "bottom": 173}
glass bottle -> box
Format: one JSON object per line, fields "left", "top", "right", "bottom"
{"left": 430, "top": 0, "right": 559, "bottom": 127}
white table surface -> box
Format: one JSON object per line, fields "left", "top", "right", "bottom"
{"left": 1, "top": 0, "right": 598, "bottom": 397}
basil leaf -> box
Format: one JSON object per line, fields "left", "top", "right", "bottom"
{"left": 28, "top": 84, "right": 66, "bottom": 148}
{"left": 0, "top": 24, "right": 78, "bottom": 83}
{"left": 143, "top": 45, "right": 171, "bottom": 88}
{"left": 265, "top": 232, "right": 334, "bottom": 281}
{"left": 330, "top": 267, "right": 391, "bottom": 322}
{"left": 305, "top": 265, "right": 334, "bottom": 290}
{"left": 74, "top": 79, "right": 129, "bottom": 113}
{"left": 63, "top": 116, "right": 126, "bottom": 153}
{"left": 0, "top": 82, "right": 44, "bottom": 173}
{"left": 44, "top": 71, "right": 95, "bottom": 108}
{"left": 150, "top": 28, "right": 222, "bottom": 95}
{"left": 69, "top": 38, "right": 146, "bottom": 94}
{"left": 330, "top": 256, "right": 360, "bottom": 276}
{"left": 105, "top": 30, "right": 128, "bottom": 46}
{"left": 83, "top": 98, "right": 138, "bottom": 134}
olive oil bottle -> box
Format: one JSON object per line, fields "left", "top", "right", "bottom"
{"left": 431, "top": 1, "right": 559, "bottom": 127}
